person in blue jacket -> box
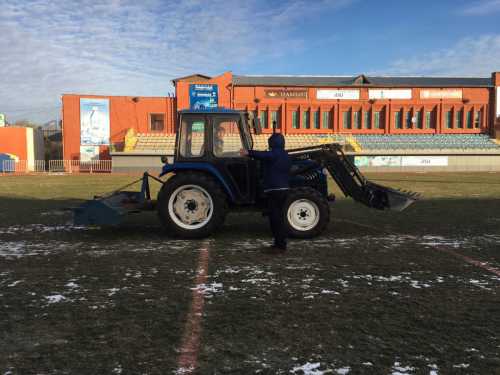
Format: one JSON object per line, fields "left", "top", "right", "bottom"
{"left": 240, "top": 132, "right": 292, "bottom": 253}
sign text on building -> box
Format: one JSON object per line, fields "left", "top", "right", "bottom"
{"left": 420, "top": 89, "right": 462, "bottom": 99}
{"left": 316, "top": 89, "right": 359, "bottom": 100}
{"left": 369, "top": 89, "right": 412, "bottom": 100}
{"left": 265, "top": 89, "right": 308, "bottom": 98}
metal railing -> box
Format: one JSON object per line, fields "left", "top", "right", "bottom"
{"left": 1, "top": 160, "right": 113, "bottom": 174}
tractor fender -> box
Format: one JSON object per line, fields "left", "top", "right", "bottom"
{"left": 159, "top": 163, "right": 235, "bottom": 202}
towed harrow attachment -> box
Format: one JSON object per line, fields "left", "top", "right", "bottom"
{"left": 288, "top": 144, "right": 420, "bottom": 212}
{"left": 73, "top": 173, "right": 163, "bottom": 226}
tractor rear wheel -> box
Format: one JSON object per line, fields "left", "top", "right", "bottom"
{"left": 158, "top": 172, "right": 227, "bottom": 238}
{"left": 284, "top": 187, "right": 330, "bottom": 239}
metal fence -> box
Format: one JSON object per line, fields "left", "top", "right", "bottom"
{"left": 1, "top": 160, "right": 112, "bottom": 174}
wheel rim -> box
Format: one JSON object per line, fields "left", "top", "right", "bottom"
{"left": 168, "top": 184, "right": 214, "bottom": 230}
{"left": 287, "top": 199, "right": 320, "bottom": 231}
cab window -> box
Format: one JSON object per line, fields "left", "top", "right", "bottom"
{"left": 179, "top": 115, "right": 205, "bottom": 158}
{"left": 213, "top": 116, "right": 246, "bottom": 157}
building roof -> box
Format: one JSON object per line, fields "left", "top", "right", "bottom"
{"left": 232, "top": 74, "right": 493, "bottom": 88}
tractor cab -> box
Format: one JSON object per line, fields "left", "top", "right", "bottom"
{"left": 163, "top": 108, "right": 261, "bottom": 205}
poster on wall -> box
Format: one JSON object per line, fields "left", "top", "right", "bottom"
{"left": 189, "top": 84, "right": 218, "bottom": 109}
{"left": 316, "top": 89, "right": 359, "bottom": 100}
{"left": 0, "top": 113, "right": 5, "bottom": 127}
{"left": 80, "top": 98, "right": 110, "bottom": 145}
{"left": 80, "top": 146, "right": 100, "bottom": 161}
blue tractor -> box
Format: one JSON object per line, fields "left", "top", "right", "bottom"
{"left": 74, "top": 108, "right": 418, "bottom": 238}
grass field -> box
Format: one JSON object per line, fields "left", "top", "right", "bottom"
{"left": 1, "top": 173, "right": 500, "bottom": 374}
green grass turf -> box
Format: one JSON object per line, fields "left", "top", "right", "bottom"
{"left": 0, "top": 173, "right": 499, "bottom": 374}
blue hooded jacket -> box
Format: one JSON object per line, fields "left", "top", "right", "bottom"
{"left": 248, "top": 133, "right": 292, "bottom": 192}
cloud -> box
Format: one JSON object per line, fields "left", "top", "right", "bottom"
{"left": 0, "top": 0, "right": 352, "bottom": 122}
{"left": 384, "top": 34, "right": 500, "bottom": 76}
{"left": 459, "top": 0, "right": 500, "bottom": 15}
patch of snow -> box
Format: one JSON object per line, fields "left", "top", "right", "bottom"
{"left": 65, "top": 282, "right": 79, "bottom": 289}
{"left": 107, "top": 288, "right": 121, "bottom": 296}
{"left": 453, "top": 363, "right": 470, "bottom": 368}
{"left": 390, "top": 362, "right": 415, "bottom": 374}
{"left": 320, "top": 289, "right": 339, "bottom": 295}
{"left": 336, "top": 366, "right": 350, "bottom": 374}
{"left": 291, "top": 362, "right": 324, "bottom": 375}
{"left": 362, "top": 362, "right": 373, "bottom": 366}
{"left": 193, "top": 282, "right": 223, "bottom": 296}
{"left": 45, "top": 294, "right": 66, "bottom": 304}
{"left": 7, "top": 280, "right": 23, "bottom": 287}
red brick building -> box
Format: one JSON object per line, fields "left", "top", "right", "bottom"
{"left": 61, "top": 71, "right": 500, "bottom": 160}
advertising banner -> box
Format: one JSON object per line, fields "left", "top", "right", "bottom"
{"left": 401, "top": 156, "right": 448, "bottom": 166}
{"left": 420, "top": 89, "right": 462, "bottom": 99}
{"left": 80, "top": 146, "right": 100, "bottom": 161}
{"left": 80, "top": 98, "right": 110, "bottom": 145}
{"left": 316, "top": 89, "right": 359, "bottom": 100}
{"left": 265, "top": 89, "right": 307, "bottom": 98}
{"left": 0, "top": 113, "right": 5, "bottom": 127}
{"left": 369, "top": 89, "right": 412, "bottom": 100}
{"left": 189, "top": 84, "right": 218, "bottom": 109}
{"left": 354, "top": 156, "right": 402, "bottom": 167}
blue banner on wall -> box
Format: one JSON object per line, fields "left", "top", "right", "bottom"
{"left": 189, "top": 84, "right": 218, "bottom": 110}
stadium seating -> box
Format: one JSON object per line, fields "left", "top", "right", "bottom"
{"left": 130, "top": 133, "right": 500, "bottom": 153}
{"left": 130, "top": 133, "right": 349, "bottom": 153}
{"left": 355, "top": 134, "right": 500, "bottom": 150}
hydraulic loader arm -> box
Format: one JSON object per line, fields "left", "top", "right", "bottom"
{"left": 288, "top": 144, "right": 419, "bottom": 211}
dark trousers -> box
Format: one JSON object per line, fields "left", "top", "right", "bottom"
{"left": 266, "top": 189, "right": 289, "bottom": 249}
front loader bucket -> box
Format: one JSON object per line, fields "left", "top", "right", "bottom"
{"left": 74, "top": 191, "right": 145, "bottom": 226}
{"left": 365, "top": 182, "right": 420, "bottom": 212}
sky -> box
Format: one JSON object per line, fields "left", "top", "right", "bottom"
{"left": 1, "top": 0, "right": 500, "bottom": 123}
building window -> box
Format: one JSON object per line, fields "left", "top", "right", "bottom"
{"left": 302, "top": 110, "right": 310, "bottom": 129}
{"left": 474, "top": 110, "right": 481, "bottom": 128}
{"left": 364, "top": 110, "right": 371, "bottom": 129}
{"left": 374, "top": 111, "right": 381, "bottom": 129}
{"left": 405, "top": 111, "right": 412, "bottom": 129}
{"left": 353, "top": 110, "right": 361, "bottom": 129}
{"left": 292, "top": 111, "right": 299, "bottom": 129}
{"left": 260, "top": 110, "right": 268, "bottom": 129}
{"left": 150, "top": 114, "right": 165, "bottom": 132}
{"left": 446, "top": 111, "right": 452, "bottom": 129}
{"left": 425, "top": 111, "right": 432, "bottom": 129}
{"left": 271, "top": 110, "right": 280, "bottom": 129}
{"left": 415, "top": 110, "right": 422, "bottom": 129}
{"left": 455, "top": 109, "right": 463, "bottom": 128}
{"left": 322, "top": 111, "right": 331, "bottom": 129}
{"left": 395, "top": 111, "right": 402, "bottom": 129}
{"left": 466, "top": 110, "right": 473, "bottom": 129}
{"left": 313, "top": 110, "right": 320, "bottom": 129}
{"left": 343, "top": 110, "right": 351, "bottom": 129}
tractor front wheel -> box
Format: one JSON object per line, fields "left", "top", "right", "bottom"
{"left": 158, "top": 172, "right": 227, "bottom": 238}
{"left": 284, "top": 187, "right": 330, "bottom": 239}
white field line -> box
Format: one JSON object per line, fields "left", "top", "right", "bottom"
{"left": 175, "top": 244, "right": 210, "bottom": 374}
{"left": 439, "top": 247, "right": 500, "bottom": 278}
